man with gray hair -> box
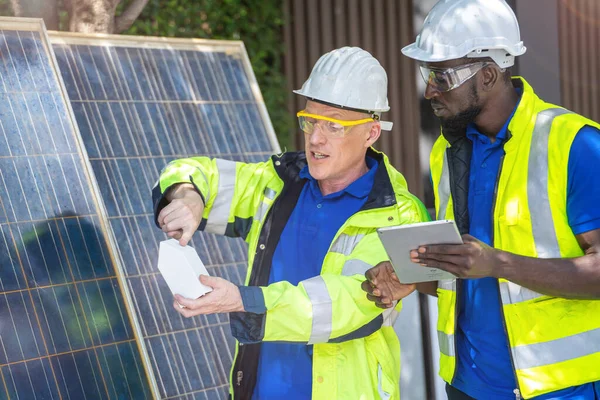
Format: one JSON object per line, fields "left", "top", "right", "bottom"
{"left": 153, "top": 46, "right": 428, "bottom": 399}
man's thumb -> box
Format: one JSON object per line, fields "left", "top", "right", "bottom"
{"left": 199, "top": 274, "right": 217, "bottom": 287}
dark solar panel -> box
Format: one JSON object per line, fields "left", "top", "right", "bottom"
{"left": 0, "top": 19, "right": 152, "bottom": 399}
{"left": 50, "top": 33, "right": 280, "bottom": 399}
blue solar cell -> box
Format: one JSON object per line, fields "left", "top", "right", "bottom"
{"left": 0, "top": 291, "right": 46, "bottom": 364}
{"left": 76, "top": 279, "right": 132, "bottom": 343}
{"left": 52, "top": 349, "right": 106, "bottom": 398}
{"left": 32, "top": 283, "right": 94, "bottom": 353}
{"left": 0, "top": 24, "right": 152, "bottom": 398}
{"left": 1, "top": 358, "right": 59, "bottom": 399}
{"left": 50, "top": 342, "right": 151, "bottom": 399}
{"left": 97, "top": 342, "right": 152, "bottom": 399}
{"left": 0, "top": 225, "right": 26, "bottom": 290}
{"left": 13, "top": 220, "right": 71, "bottom": 286}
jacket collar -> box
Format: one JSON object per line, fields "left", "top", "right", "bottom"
{"left": 271, "top": 147, "right": 399, "bottom": 210}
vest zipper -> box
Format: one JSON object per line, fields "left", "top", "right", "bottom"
{"left": 491, "top": 152, "right": 522, "bottom": 398}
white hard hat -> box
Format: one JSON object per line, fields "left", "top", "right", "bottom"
{"left": 402, "top": 0, "right": 526, "bottom": 68}
{"left": 294, "top": 47, "right": 393, "bottom": 131}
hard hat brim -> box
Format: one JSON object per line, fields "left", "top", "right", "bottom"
{"left": 401, "top": 42, "right": 464, "bottom": 63}
{"left": 401, "top": 41, "right": 527, "bottom": 63}
{"left": 293, "top": 90, "right": 391, "bottom": 113}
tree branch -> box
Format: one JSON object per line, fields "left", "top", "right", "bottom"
{"left": 67, "top": 0, "right": 117, "bottom": 33}
{"left": 10, "top": 0, "right": 60, "bottom": 30}
{"left": 114, "top": 0, "right": 149, "bottom": 33}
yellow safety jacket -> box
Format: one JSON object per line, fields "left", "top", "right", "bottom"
{"left": 430, "top": 77, "right": 600, "bottom": 399}
{"left": 154, "top": 148, "right": 429, "bottom": 400}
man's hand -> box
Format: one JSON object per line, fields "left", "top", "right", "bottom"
{"left": 157, "top": 183, "right": 204, "bottom": 246}
{"left": 410, "top": 234, "right": 504, "bottom": 279}
{"left": 173, "top": 275, "right": 244, "bottom": 317}
{"left": 362, "top": 261, "right": 416, "bottom": 309}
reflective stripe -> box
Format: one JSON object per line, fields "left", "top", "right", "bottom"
{"left": 437, "top": 151, "right": 451, "bottom": 220}
{"left": 303, "top": 276, "right": 332, "bottom": 344}
{"left": 499, "top": 281, "right": 545, "bottom": 304}
{"left": 438, "top": 279, "right": 456, "bottom": 291}
{"left": 528, "top": 108, "right": 572, "bottom": 258}
{"left": 382, "top": 304, "right": 399, "bottom": 327}
{"left": 254, "top": 201, "right": 269, "bottom": 223}
{"left": 512, "top": 327, "right": 600, "bottom": 370}
{"left": 377, "top": 365, "right": 391, "bottom": 400}
{"left": 438, "top": 330, "right": 455, "bottom": 357}
{"left": 341, "top": 259, "right": 373, "bottom": 277}
{"left": 264, "top": 187, "right": 276, "bottom": 200}
{"left": 205, "top": 159, "right": 236, "bottom": 235}
{"left": 330, "top": 233, "right": 365, "bottom": 256}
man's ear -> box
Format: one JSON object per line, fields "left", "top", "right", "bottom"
{"left": 365, "top": 123, "right": 382, "bottom": 148}
{"left": 481, "top": 65, "right": 501, "bottom": 92}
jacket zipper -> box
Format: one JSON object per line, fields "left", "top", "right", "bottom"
{"left": 491, "top": 152, "right": 521, "bottom": 399}
{"left": 445, "top": 145, "right": 461, "bottom": 385}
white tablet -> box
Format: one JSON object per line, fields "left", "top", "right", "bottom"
{"left": 377, "top": 220, "right": 462, "bottom": 284}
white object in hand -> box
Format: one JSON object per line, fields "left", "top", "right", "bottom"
{"left": 157, "top": 239, "right": 213, "bottom": 299}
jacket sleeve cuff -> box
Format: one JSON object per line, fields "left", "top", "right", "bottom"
{"left": 238, "top": 286, "right": 266, "bottom": 314}
{"left": 152, "top": 180, "right": 205, "bottom": 228}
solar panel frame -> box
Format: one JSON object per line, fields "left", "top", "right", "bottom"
{"left": 0, "top": 17, "right": 157, "bottom": 399}
{"left": 48, "top": 31, "right": 281, "bottom": 399}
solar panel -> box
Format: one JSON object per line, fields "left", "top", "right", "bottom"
{"left": 0, "top": 18, "right": 154, "bottom": 399}
{"left": 49, "top": 32, "right": 280, "bottom": 399}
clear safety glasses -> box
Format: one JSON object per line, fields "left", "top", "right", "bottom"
{"left": 419, "top": 62, "right": 489, "bottom": 92}
{"left": 296, "top": 110, "right": 375, "bottom": 138}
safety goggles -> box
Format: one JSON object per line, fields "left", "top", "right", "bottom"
{"left": 296, "top": 110, "right": 376, "bottom": 138}
{"left": 419, "top": 62, "right": 489, "bottom": 92}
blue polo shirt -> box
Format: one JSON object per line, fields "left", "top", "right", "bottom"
{"left": 252, "top": 157, "right": 378, "bottom": 399}
{"left": 452, "top": 94, "right": 600, "bottom": 399}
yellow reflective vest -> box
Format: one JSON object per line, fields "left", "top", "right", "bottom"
{"left": 430, "top": 77, "right": 600, "bottom": 399}
{"left": 154, "top": 148, "right": 429, "bottom": 400}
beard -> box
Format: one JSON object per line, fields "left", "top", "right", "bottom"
{"left": 438, "top": 83, "right": 482, "bottom": 144}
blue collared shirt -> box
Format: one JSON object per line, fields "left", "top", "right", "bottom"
{"left": 452, "top": 92, "right": 600, "bottom": 399}
{"left": 252, "top": 157, "right": 378, "bottom": 399}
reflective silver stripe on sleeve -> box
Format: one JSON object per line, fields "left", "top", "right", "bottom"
{"left": 330, "top": 233, "right": 365, "bottom": 256}
{"left": 303, "top": 276, "right": 332, "bottom": 344}
{"left": 254, "top": 201, "right": 269, "bottom": 223}
{"left": 512, "top": 327, "right": 600, "bottom": 370}
{"left": 382, "top": 304, "right": 399, "bottom": 327}
{"left": 341, "top": 259, "right": 373, "bottom": 277}
{"left": 499, "top": 281, "right": 545, "bottom": 304}
{"left": 438, "top": 330, "right": 455, "bottom": 357}
{"left": 527, "top": 108, "right": 572, "bottom": 258}
{"left": 437, "top": 151, "right": 451, "bottom": 220}
{"left": 254, "top": 188, "right": 277, "bottom": 223}
{"left": 438, "top": 279, "right": 456, "bottom": 292}
{"left": 264, "top": 187, "right": 276, "bottom": 200}
{"left": 377, "top": 365, "right": 392, "bottom": 400}
{"left": 204, "top": 159, "right": 236, "bottom": 235}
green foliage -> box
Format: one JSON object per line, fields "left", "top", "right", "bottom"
{"left": 126, "top": 0, "right": 293, "bottom": 149}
